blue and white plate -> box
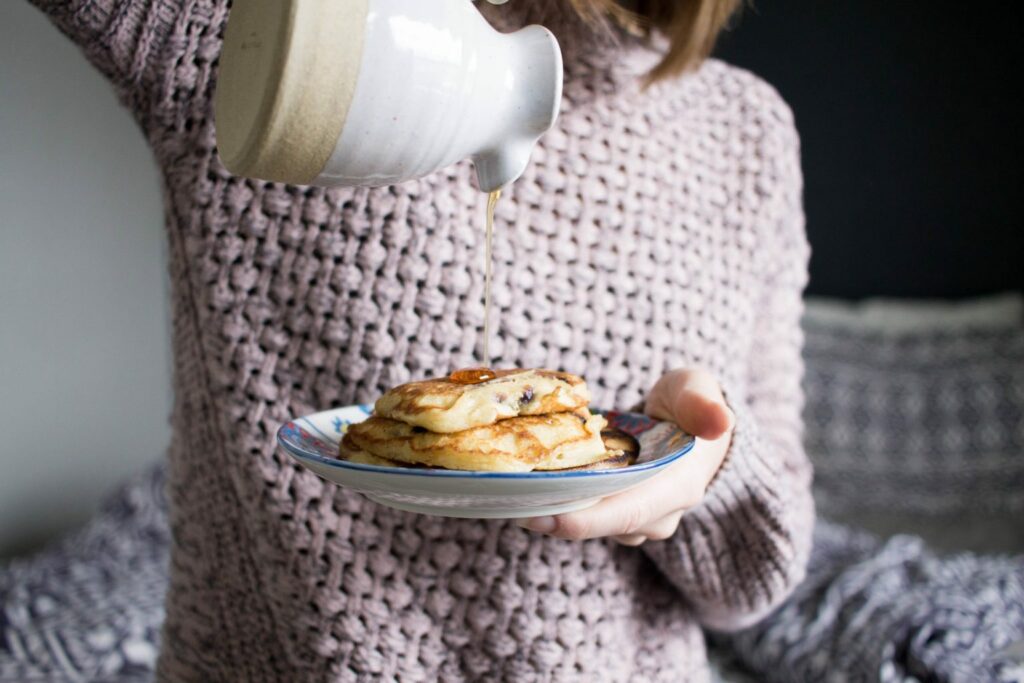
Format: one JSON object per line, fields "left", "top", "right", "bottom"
{"left": 277, "top": 405, "right": 695, "bottom": 519}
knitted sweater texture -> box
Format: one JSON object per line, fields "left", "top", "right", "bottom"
{"left": 31, "top": 1, "right": 815, "bottom": 680}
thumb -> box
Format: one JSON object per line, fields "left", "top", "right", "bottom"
{"left": 645, "top": 368, "right": 734, "bottom": 440}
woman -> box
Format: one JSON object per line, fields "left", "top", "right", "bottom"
{"left": 28, "top": 0, "right": 813, "bottom": 679}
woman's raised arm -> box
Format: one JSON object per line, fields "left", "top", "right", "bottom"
{"left": 28, "top": 0, "right": 194, "bottom": 115}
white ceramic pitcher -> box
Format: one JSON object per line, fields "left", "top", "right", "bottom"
{"left": 215, "top": 0, "right": 563, "bottom": 192}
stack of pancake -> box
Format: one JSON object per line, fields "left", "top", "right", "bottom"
{"left": 340, "top": 369, "right": 638, "bottom": 473}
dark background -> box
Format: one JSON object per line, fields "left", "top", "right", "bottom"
{"left": 714, "top": 2, "right": 1023, "bottom": 299}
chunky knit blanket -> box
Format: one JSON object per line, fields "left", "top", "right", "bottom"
{"left": 717, "top": 521, "right": 1024, "bottom": 683}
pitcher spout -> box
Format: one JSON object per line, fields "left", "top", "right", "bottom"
{"left": 473, "top": 141, "right": 536, "bottom": 193}
{"left": 472, "top": 23, "right": 563, "bottom": 192}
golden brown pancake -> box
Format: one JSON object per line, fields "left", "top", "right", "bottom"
{"left": 373, "top": 368, "right": 590, "bottom": 433}
{"left": 339, "top": 425, "right": 639, "bottom": 473}
{"left": 341, "top": 446, "right": 419, "bottom": 468}
{"left": 561, "top": 428, "right": 640, "bottom": 471}
{"left": 343, "top": 410, "right": 608, "bottom": 472}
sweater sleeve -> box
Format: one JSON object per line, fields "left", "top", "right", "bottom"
{"left": 642, "top": 98, "right": 815, "bottom": 632}
{"left": 27, "top": 0, "right": 187, "bottom": 111}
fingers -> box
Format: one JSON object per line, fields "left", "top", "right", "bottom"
{"left": 642, "top": 510, "right": 685, "bottom": 540}
{"left": 516, "top": 367, "right": 736, "bottom": 543}
{"left": 518, "top": 460, "right": 702, "bottom": 541}
{"left": 612, "top": 534, "right": 646, "bottom": 546}
{"left": 610, "top": 510, "right": 685, "bottom": 546}
{"left": 646, "top": 368, "right": 735, "bottom": 440}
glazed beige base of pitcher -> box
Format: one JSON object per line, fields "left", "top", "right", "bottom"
{"left": 215, "top": 0, "right": 368, "bottom": 185}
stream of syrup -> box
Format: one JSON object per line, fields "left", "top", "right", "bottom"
{"left": 483, "top": 188, "right": 501, "bottom": 366}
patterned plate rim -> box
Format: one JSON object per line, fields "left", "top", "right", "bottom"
{"left": 276, "top": 406, "right": 695, "bottom": 479}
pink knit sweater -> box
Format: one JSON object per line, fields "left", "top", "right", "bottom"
{"left": 32, "top": 1, "right": 814, "bottom": 680}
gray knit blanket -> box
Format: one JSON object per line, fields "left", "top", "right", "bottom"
{"left": 710, "top": 521, "right": 1024, "bottom": 683}
{"left": 2, "top": 464, "right": 1022, "bottom": 682}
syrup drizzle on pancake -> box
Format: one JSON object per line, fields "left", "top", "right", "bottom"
{"left": 449, "top": 368, "right": 497, "bottom": 384}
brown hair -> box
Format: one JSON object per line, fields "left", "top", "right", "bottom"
{"left": 568, "top": 0, "right": 742, "bottom": 83}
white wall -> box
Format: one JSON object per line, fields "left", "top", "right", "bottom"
{"left": 0, "top": 3, "right": 172, "bottom": 558}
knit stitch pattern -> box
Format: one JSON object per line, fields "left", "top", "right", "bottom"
{"left": 29, "top": 1, "right": 814, "bottom": 680}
